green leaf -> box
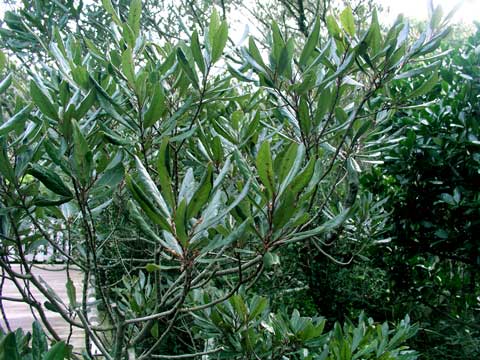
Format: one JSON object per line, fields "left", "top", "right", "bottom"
{"left": 43, "top": 341, "right": 67, "bottom": 360}
{"left": 128, "top": 0, "right": 142, "bottom": 38}
{"left": 298, "top": 96, "right": 311, "bottom": 134}
{"left": 430, "top": 5, "right": 443, "bottom": 30}
{"left": 299, "top": 18, "right": 320, "bottom": 67}
{"left": 191, "top": 31, "right": 205, "bottom": 75}
{"left": 177, "top": 47, "right": 199, "bottom": 89}
{"left": 256, "top": 141, "right": 275, "bottom": 197}
{"left": 27, "top": 164, "right": 73, "bottom": 198}
{"left": 134, "top": 156, "right": 170, "bottom": 217}
{"left": 121, "top": 48, "right": 135, "bottom": 85}
{"left": 263, "top": 251, "right": 280, "bottom": 269}
{"left": 276, "top": 46, "right": 290, "bottom": 77}
{"left": 145, "top": 263, "right": 161, "bottom": 272}
{"left": 127, "top": 200, "right": 163, "bottom": 243}
{"left": 71, "top": 119, "right": 93, "bottom": 185}
{"left": 0, "top": 333, "right": 20, "bottom": 360}
{"left": 409, "top": 72, "right": 438, "bottom": 98}
{"left": 102, "top": 0, "right": 122, "bottom": 26}
{"left": 0, "top": 73, "right": 12, "bottom": 95}
{"left": 157, "top": 138, "right": 175, "bottom": 209}
{"left": 366, "top": 9, "right": 382, "bottom": 55}
{"left": 211, "top": 20, "right": 228, "bottom": 63}
{"left": 187, "top": 164, "right": 213, "bottom": 219}
{"left": 340, "top": 7, "right": 355, "bottom": 37}
{"left": 126, "top": 175, "right": 171, "bottom": 231}
{"left": 248, "top": 38, "right": 267, "bottom": 70}
{"left": 326, "top": 15, "right": 342, "bottom": 39}
{"left": 270, "top": 20, "right": 284, "bottom": 64}
{"left": 66, "top": 278, "right": 76, "bottom": 307}
{"left": 0, "top": 104, "right": 32, "bottom": 137}
{"left": 208, "top": 9, "right": 221, "bottom": 53}
{"left": 230, "top": 294, "right": 248, "bottom": 319}
{"left": 32, "top": 321, "right": 48, "bottom": 360}
{"left": 0, "top": 50, "right": 6, "bottom": 73}
{"left": 144, "top": 83, "right": 165, "bottom": 128}
{"left": 174, "top": 198, "right": 188, "bottom": 247}
{"left": 30, "top": 80, "right": 58, "bottom": 120}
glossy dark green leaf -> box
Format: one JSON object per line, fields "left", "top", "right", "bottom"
{"left": 0, "top": 333, "right": 20, "bottom": 360}
{"left": 157, "top": 138, "right": 174, "bottom": 209}
{"left": 177, "top": 47, "right": 199, "bottom": 89}
{"left": 191, "top": 31, "right": 205, "bottom": 75}
{"left": 144, "top": 83, "right": 165, "bottom": 128}
{"left": 43, "top": 341, "right": 67, "bottom": 360}
{"left": 299, "top": 18, "right": 320, "bottom": 67}
{"left": 32, "top": 321, "right": 47, "bottom": 360}
{"left": 175, "top": 198, "right": 188, "bottom": 247}
{"left": 27, "top": 164, "right": 73, "bottom": 198}
{"left": 187, "top": 164, "right": 213, "bottom": 219}
{"left": 0, "top": 104, "right": 32, "bottom": 137}
{"left": 256, "top": 141, "right": 275, "bottom": 197}
{"left": 30, "top": 80, "right": 58, "bottom": 120}
{"left": 126, "top": 175, "right": 171, "bottom": 231}
{"left": 71, "top": 119, "right": 93, "bottom": 184}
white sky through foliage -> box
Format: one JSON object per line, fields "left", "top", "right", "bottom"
{"left": 0, "top": 1, "right": 478, "bottom": 28}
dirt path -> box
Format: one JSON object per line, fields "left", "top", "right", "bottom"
{"left": 0, "top": 264, "right": 86, "bottom": 351}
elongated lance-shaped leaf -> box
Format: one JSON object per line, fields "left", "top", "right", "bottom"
{"left": 191, "top": 30, "right": 205, "bottom": 75}
{"left": 0, "top": 104, "right": 32, "bottom": 137}
{"left": 187, "top": 164, "right": 213, "bottom": 219}
{"left": 286, "top": 208, "right": 353, "bottom": 243}
{"left": 144, "top": 83, "right": 165, "bottom": 128}
{"left": 30, "top": 80, "right": 58, "bottom": 121}
{"left": 134, "top": 156, "right": 170, "bottom": 218}
{"left": 127, "top": 200, "right": 171, "bottom": 249}
{"left": 409, "top": 71, "right": 439, "bottom": 98}
{"left": 256, "top": 141, "right": 275, "bottom": 197}
{"left": 128, "top": 0, "right": 142, "bottom": 39}
{"left": 66, "top": 278, "right": 76, "bottom": 307}
{"left": 340, "top": 7, "right": 356, "bottom": 37}
{"left": 277, "top": 144, "right": 305, "bottom": 198}
{"left": 299, "top": 18, "right": 320, "bottom": 67}
{"left": 32, "top": 321, "right": 47, "bottom": 360}
{"left": 71, "top": 119, "right": 93, "bottom": 185}
{"left": 174, "top": 198, "right": 188, "bottom": 247}
{"left": 0, "top": 73, "right": 12, "bottom": 95}
{"left": 27, "top": 164, "right": 73, "bottom": 198}
{"left": 193, "top": 179, "right": 251, "bottom": 236}
{"left": 156, "top": 138, "right": 175, "bottom": 209}
{"left": 211, "top": 20, "right": 228, "bottom": 64}
{"left": 177, "top": 47, "right": 199, "bottom": 89}
{"left": 126, "top": 174, "right": 171, "bottom": 231}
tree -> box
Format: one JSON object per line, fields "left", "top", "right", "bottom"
{"left": 0, "top": 0, "right": 450, "bottom": 358}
